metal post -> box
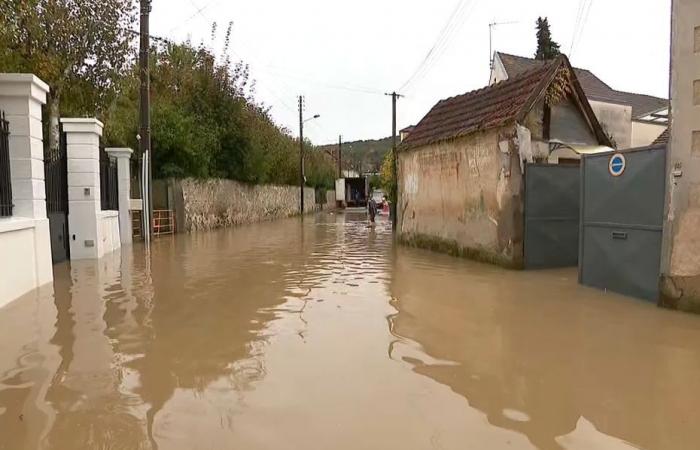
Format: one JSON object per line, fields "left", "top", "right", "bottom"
{"left": 390, "top": 92, "right": 398, "bottom": 230}
{"left": 139, "top": 0, "right": 153, "bottom": 237}
{"left": 299, "top": 95, "right": 304, "bottom": 215}
{"left": 338, "top": 134, "right": 342, "bottom": 178}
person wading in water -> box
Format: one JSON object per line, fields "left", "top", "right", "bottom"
{"left": 368, "top": 194, "right": 378, "bottom": 225}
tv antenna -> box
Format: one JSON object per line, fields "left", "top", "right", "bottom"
{"left": 489, "top": 21, "right": 518, "bottom": 73}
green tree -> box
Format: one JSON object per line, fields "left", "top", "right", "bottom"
{"left": 0, "top": 0, "right": 136, "bottom": 151}
{"left": 379, "top": 149, "right": 395, "bottom": 202}
{"left": 534, "top": 17, "right": 561, "bottom": 61}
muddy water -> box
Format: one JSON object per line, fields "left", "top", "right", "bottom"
{"left": 2, "top": 212, "right": 700, "bottom": 450}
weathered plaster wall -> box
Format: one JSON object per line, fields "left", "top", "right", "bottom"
{"left": 631, "top": 121, "right": 667, "bottom": 148}
{"left": 398, "top": 128, "right": 524, "bottom": 267}
{"left": 661, "top": 0, "right": 700, "bottom": 312}
{"left": 589, "top": 100, "right": 632, "bottom": 149}
{"left": 176, "top": 179, "right": 317, "bottom": 231}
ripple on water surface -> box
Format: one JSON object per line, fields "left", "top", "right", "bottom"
{"left": 1, "top": 212, "right": 700, "bottom": 449}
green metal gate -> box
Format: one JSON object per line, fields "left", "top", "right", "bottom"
{"left": 524, "top": 164, "right": 580, "bottom": 269}
{"left": 579, "top": 146, "right": 666, "bottom": 301}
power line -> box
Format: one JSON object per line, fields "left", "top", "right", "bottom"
{"left": 264, "top": 67, "right": 384, "bottom": 96}
{"left": 570, "top": 0, "right": 593, "bottom": 58}
{"left": 168, "top": 0, "right": 220, "bottom": 33}
{"left": 569, "top": 0, "right": 586, "bottom": 55}
{"left": 398, "top": 0, "right": 477, "bottom": 94}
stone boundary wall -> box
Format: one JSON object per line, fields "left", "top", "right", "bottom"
{"left": 173, "top": 178, "right": 320, "bottom": 231}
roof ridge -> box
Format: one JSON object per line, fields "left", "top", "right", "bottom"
{"left": 496, "top": 51, "right": 614, "bottom": 89}
{"left": 607, "top": 88, "right": 667, "bottom": 101}
{"left": 402, "top": 58, "right": 564, "bottom": 149}
{"left": 438, "top": 58, "right": 557, "bottom": 105}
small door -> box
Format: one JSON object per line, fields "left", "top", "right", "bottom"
{"left": 48, "top": 211, "right": 69, "bottom": 263}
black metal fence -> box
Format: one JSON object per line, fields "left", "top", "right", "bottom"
{"left": 45, "top": 125, "right": 69, "bottom": 215}
{"left": 0, "top": 111, "right": 12, "bottom": 217}
{"left": 99, "top": 146, "right": 119, "bottom": 210}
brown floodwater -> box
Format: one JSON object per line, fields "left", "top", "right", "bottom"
{"left": 2, "top": 211, "right": 700, "bottom": 450}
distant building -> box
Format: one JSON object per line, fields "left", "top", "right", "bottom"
{"left": 490, "top": 52, "right": 668, "bottom": 149}
{"left": 398, "top": 56, "right": 611, "bottom": 267}
{"left": 399, "top": 125, "right": 415, "bottom": 142}
{"left": 661, "top": 0, "right": 700, "bottom": 310}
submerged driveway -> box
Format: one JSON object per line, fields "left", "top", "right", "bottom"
{"left": 1, "top": 211, "right": 699, "bottom": 450}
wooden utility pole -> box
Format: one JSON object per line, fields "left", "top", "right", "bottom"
{"left": 338, "top": 135, "right": 342, "bottom": 178}
{"left": 298, "top": 95, "right": 305, "bottom": 215}
{"left": 139, "top": 0, "right": 152, "bottom": 238}
{"left": 386, "top": 91, "right": 401, "bottom": 230}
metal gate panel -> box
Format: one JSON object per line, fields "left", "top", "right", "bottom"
{"left": 524, "top": 164, "right": 580, "bottom": 269}
{"left": 45, "top": 128, "right": 70, "bottom": 264}
{"left": 579, "top": 146, "right": 666, "bottom": 301}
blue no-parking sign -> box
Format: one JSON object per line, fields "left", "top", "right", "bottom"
{"left": 608, "top": 153, "right": 626, "bottom": 177}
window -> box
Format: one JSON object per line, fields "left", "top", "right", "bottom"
{"left": 0, "top": 111, "right": 12, "bottom": 217}
{"left": 695, "top": 26, "right": 700, "bottom": 53}
{"left": 693, "top": 131, "right": 700, "bottom": 156}
{"left": 694, "top": 80, "right": 700, "bottom": 106}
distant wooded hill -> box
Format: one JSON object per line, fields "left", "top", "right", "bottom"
{"left": 317, "top": 136, "right": 392, "bottom": 174}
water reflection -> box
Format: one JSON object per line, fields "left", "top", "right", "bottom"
{"left": 389, "top": 248, "right": 700, "bottom": 450}
{"left": 1, "top": 211, "right": 700, "bottom": 449}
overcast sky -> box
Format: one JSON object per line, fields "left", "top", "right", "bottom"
{"left": 150, "top": 0, "right": 671, "bottom": 145}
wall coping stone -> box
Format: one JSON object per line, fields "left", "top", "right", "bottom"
{"left": 60, "top": 118, "right": 104, "bottom": 136}
{"left": 0, "top": 217, "right": 36, "bottom": 234}
{"left": 105, "top": 147, "right": 133, "bottom": 159}
{"left": 0, "top": 74, "right": 50, "bottom": 103}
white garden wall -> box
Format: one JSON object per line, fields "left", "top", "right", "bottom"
{"left": 0, "top": 74, "right": 53, "bottom": 309}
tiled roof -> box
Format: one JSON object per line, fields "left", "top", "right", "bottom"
{"left": 401, "top": 59, "right": 560, "bottom": 150}
{"left": 652, "top": 128, "right": 669, "bottom": 145}
{"left": 496, "top": 52, "right": 668, "bottom": 119}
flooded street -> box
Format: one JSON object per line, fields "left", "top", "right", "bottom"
{"left": 2, "top": 211, "right": 700, "bottom": 450}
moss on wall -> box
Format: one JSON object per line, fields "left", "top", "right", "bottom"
{"left": 399, "top": 232, "right": 523, "bottom": 270}
{"left": 660, "top": 276, "right": 700, "bottom": 314}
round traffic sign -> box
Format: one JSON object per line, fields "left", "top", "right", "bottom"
{"left": 609, "top": 153, "right": 626, "bottom": 177}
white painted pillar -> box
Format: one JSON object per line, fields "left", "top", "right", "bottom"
{"left": 105, "top": 148, "right": 133, "bottom": 244}
{"left": 61, "top": 118, "right": 104, "bottom": 260}
{"left": 0, "top": 74, "right": 53, "bottom": 296}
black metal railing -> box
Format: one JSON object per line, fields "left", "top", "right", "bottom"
{"left": 45, "top": 126, "right": 69, "bottom": 215}
{"left": 99, "top": 146, "right": 119, "bottom": 210}
{"left": 0, "top": 111, "right": 12, "bottom": 217}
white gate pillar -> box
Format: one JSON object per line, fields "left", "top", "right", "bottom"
{"left": 105, "top": 148, "right": 133, "bottom": 244}
{"left": 0, "top": 74, "right": 53, "bottom": 303}
{"left": 61, "top": 118, "right": 104, "bottom": 260}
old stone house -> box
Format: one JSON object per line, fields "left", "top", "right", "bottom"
{"left": 491, "top": 52, "right": 668, "bottom": 149}
{"left": 398, "top": 55, "right": 611, "bottom": 268}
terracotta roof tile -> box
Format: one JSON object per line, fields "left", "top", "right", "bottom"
{"left": 652, "top": 128, "right": 669, "bottom": 145}
{"left": 401, "top": 60, "right": 558, "bottom": 149}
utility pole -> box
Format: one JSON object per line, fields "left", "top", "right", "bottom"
{"left": 385, "top": 91, "right": 402, "bottom": 230}
{"left": 338, "top": 135, "right": 342, "bottom": 178}
{"left": 298, "top": 95, "right": 305, "bottom": 215}
{"left": 139, "top": 0, "right": 153, "bottom": 239}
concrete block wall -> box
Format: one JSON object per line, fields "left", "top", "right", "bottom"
{"left": 0, "top": 74, "right": 53, "bottom": 308}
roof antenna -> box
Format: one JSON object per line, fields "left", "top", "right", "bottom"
{"left": 489, "top": 21, "right": 518, "bottom": 80}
